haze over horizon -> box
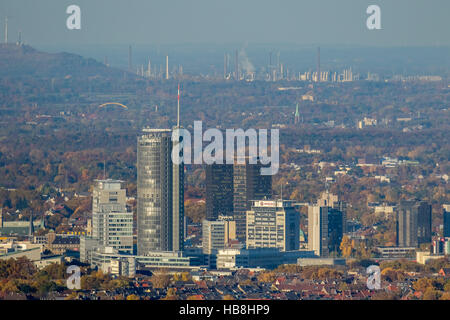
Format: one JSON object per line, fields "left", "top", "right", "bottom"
{"left": 0, "top": 0, "right": 449, "bottom": 47}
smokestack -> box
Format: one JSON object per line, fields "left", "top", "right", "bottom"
{"left": 224, "top": 53, "right": 227, "bottom": 79}
{"left": 166, "top": 55, "right": 169, "bottom": 80}
{"left": 235, "top": 49, "right": 239, "bottom": 80}
{"left": 277, "top": 51, "right": 280, "bottom": 72}
{"left": 4, "top": 17, "right": 8, "bottom": 44}
{"left": 128, "top": 45, "right": 132, "bottom": 72}
{"left": 317, "top": 47, "right": 321, "bottom": 82}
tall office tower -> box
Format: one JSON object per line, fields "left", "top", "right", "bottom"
{"left": 327, "top": 208, "right": 343, "bottom": 254}
{"left": 308, "top": 205, "right": 329, "bottom": 257}
{"left": 92, "top": 179, "right": 133, "bottom": 254}
{"left": 317, "top": 191, "right": 346, "bottom": 233}
{"left": 137, "top": 86, "right": 184, "bottom": 254}
{"left": 397, "top": 200, "right": 432, "bottom": 247}
{"left": 444, "top": 205, "right": 450, "bottom": 238}
{"left": 137, "top": 128, "right": 183, "bottom": 254}
{"left": 306, "top": 192, "right": 346, "bottom": 256}
{"left": 205, "top": 164, "right": 234, "bottom": 220}
{"left": 172, "top": 85, "right": 184, "bottom": 252}
{"left": 246, "top": 200, "right": 299, "bottom": 251}
{"left": 233, "top": 162, "right": 272, "bottom": 241}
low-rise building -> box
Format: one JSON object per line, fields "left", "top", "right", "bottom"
{"left": 46, "top": 232, "right": 80, "bottom": 255}
{"left": 297, "top": 257, "right": 346, "bottom": 267}
{"left": 416, "top": 251, "right": 445, "bottom": 265}
{"left": 216, "top": 248, "right": 315, "bottom": 270}
{"left": 89, "top": 247, "right": 195, "bottom": 272}
{"left": 377, "top": 246, "right": 416, "bottom": 259}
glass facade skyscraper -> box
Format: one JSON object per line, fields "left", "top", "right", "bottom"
{"left": 205, "top": 164, "right": 234, "bottom": 220}
{"left": 233, "top": 162, "right": 272, "bottom": 241}
{"left": 137, "top": 128, "right": 184, "bottom": 255}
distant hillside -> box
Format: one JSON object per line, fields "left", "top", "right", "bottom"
{"left": 0, "top": 43, "right": 130, "bottom": 79}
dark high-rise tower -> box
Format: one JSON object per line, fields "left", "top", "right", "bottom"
{"left": 397, "top": 200, "right": 432, "bottom": 247}
{"left": 444, "top": 206, "right": 450, "bottom": 238}
{"left": 205, "top": 164, "right": 234, "bottom": 220}
{"left": 309, "top": 192, "right": 345, "bottom": 257}
{"left": 327, "top": 208, "right": 343, "bottom": 254}
{"left": 233, "top": 161, "right": 272, "bottom": 241}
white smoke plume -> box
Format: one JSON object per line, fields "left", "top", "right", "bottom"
{"left": 239, "top": 47, "right": 255, "bottom": 75}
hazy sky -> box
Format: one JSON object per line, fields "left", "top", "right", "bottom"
{"left": 1, "top": 0, "right": 449, "bottom": 46}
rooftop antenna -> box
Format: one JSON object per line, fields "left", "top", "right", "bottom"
{"left": 177, "top": 83, "right": 181, "bottom": 128}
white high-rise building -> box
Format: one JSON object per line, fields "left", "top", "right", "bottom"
{"left": 246, "top": 200, "right": 299, "bottom": 251}
{"left": 92, "top": 179, "right": 133, "bottom": 254}
{"left": 308, "top": 205, "right": 329, "bottom": 257}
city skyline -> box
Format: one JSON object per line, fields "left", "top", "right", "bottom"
{"left": 0, "top": 1, "right": 448, "bottom": 303}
